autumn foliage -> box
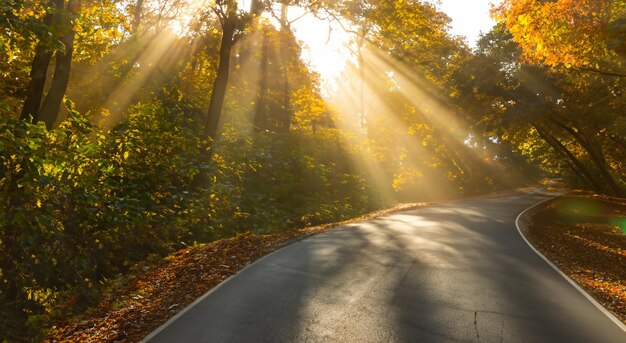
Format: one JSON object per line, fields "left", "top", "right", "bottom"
{"left": 525, "top": 195, "right": 626, "bottom": 323}
{"left": 494, "top": 0, "right": 626, "bottom": 73}
{"left": 1, "top": 0, "right": 626, "bottom": 341}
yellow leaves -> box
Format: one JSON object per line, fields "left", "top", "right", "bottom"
{"left": 16, "top": 2, "right": 47, "bottom": 21}
{"left": 392, "top": 166, "right": 423, "bottom": 191}
{"left": 517, "top": 13, "right": 530, "bottom": 26}
{"left": 500, "top": 0, "right": 613, "bottom": 69}
{"left": 25, "top": 287, "right": 57, "bottom": 308}
{"left": 43, "top": 163, "right": 54, "bottom": 174}
{"left": 536, "top": 41, "right": 544, "bottom": 53}
{"left": 72, "top": 1, "right": 126, "bottom": 63}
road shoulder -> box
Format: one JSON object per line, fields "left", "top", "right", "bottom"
{"left": 516, "top": 194, "right": 626, "bottom": 330}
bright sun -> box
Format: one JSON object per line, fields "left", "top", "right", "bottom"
{"left": 283, "top": 1, "right": 498, "bottom": 92}
{"left": 288, "top": 8, "right": 352, "bottom": 94}
{"left": 169, "top": 1, "right": 496, "bottom": 95}
{"left": 167, "top": 1, "right": 351, "bottom": 90}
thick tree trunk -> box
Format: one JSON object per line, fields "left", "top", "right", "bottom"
{"left": 39, "top": 3, "right": 78, "bottom": 129}
{"left": 205, "top": 1, "right": 263, "bottom": 141}
{"left": 20, "top": 47, "right": 53, "bottom": 122}
{"left": 280, "top": 2, "right": 289, "bottom": 27}
{"left": 19, "top": 3, "right": 56, "bottom": 122}
{"left": 205, "top": 20, "right": 235, "bottom": 141}
{"left": 133, "top": 0, "right": 144, "bottom": 33}
{"left": 21, "top": 0, "right": 79, "bottom": 129}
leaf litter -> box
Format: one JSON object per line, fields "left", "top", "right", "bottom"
{"left": 45, "top": 203, "right": 426, "bottom": 342}
{"left": 525, "top": 193, "right": 626, "bottom": 324}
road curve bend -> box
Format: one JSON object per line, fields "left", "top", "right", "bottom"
{"left": 143, "top": 188, "right": 626, "bottom": 343}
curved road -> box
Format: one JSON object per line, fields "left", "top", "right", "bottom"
{"left": 144, "top": 188, "right": 626, "bottom": 342}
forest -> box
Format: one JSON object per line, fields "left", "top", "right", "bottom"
{"left": 0, "top": 0, "right": 625, "bottom": 340}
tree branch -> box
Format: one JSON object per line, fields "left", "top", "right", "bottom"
{"left": 577, "top": 66, "right": 626, "bottom": 78}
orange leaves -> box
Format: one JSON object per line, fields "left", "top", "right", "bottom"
{"left": 45, "top": 233, "right": 291, "bottom": 342}
{"left": 526, "top": 195, "right": 626, "bottom": 324}
{"left": 494, "top": 0, "right": 620, "bottom": 69}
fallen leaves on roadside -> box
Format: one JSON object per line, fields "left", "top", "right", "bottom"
{"left": 525, "top": 194, "right": 626, "bottom": 324}
{"left": 45, "top": 203, "right": 426, "bottom": 342}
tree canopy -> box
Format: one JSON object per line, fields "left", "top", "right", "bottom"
{"left": 0, "top": 0, "right": 624, "bottom": 340}
{"left": 494, "top": 0, "right": 626, "bottom": 75}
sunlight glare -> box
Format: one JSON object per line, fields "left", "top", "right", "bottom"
{"left": 429, "top": 0, "right": 500, "bottom": 46}
{"left": 288, "top": 8, "right": 352, "bottom": 95}
{"left": 168, "top": 0, "right": 211, "bottom": 36}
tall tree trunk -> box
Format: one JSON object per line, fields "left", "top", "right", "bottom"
{"left": 277, "top": 3, "right": 292, "bottom": 133}
{"left": 39, "top": 0, "right": 79, "bottom": 129}
{"left": 205, "top": 0, "right": 262, "bottom": 141}
{"left": 20, "top": 47, "right": 53, "bottom": 122}
{"left": 133, "top": 0, "right": 144, "bottom": 33}
{"left": 253, "top": 33, "right": 269, "bottom": 132}
{"left": 540, "top": 132, "right": 592, "bottom": 188}
{"left": 280, "top": 1, "right": 289, "bottom": 28}
{"left": 19, "top": 2, "right": 56, "bottom": 122}
{"left": 205, "top": 19, "right": 236, "bottom": 141}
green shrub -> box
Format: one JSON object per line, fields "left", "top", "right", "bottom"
{"left": 0, "top": 102, "right": 371, "bottom": 340}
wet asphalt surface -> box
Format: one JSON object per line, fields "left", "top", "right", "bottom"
{"left": 144, "top": 188, "right": 626, "bottom": 342}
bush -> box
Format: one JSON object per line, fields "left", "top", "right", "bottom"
{"left": 0, "top": 102, "right": 371, "bottom": 340}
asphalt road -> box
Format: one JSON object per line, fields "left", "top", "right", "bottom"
{"left": 144, "top": 188, "right": 626, "bottom": 342}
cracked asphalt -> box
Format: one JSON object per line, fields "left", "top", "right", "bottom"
{"left": 144, "top": 188, "right": 626, "bottom": 342}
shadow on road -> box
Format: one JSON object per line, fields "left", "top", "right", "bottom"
{"left": 147, "top": 191, "right": 625, "bottom": 343}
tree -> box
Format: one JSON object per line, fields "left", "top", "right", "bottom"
{"left": 204, "top": 0, "right": 263, "bottom": 141}
{"left": 19, "top": 0, "right": 81, "bottom": 129}
{"left": 250, "top": 20, "right": 304, "bottom": 133}
{"left": 494, "top": 0, "right": 626, "bottom": 76}
{"left": 452, "top": 24, "right": 626, "bottom": 195}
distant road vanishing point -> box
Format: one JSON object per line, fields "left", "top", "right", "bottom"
{"left": 143, "top": 187, "right": 626, "bottom": 343}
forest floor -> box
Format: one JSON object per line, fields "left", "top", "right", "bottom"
{"left": 44, "top": 203, "right": 426, "bottom": 342}
{"left": 523, "top": 192, "right": 626, "bottom": 324}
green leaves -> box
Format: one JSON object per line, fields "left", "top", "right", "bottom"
{"left": 0, "top": 91, "right": 363, "bottom": 339}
